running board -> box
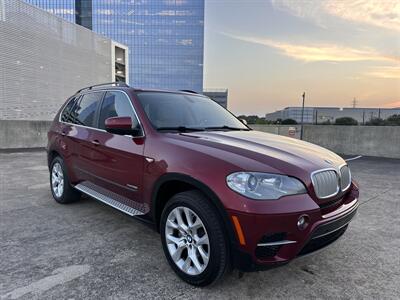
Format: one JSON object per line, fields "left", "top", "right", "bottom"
{"left": 75, "top": 182, "right": 145, "bottom": 216}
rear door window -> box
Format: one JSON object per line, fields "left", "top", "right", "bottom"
{"left": 71, "top": 92, "right": 103, "bottom": 127}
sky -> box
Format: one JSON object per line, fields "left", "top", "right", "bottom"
{"left": 203, "top": 0, "right": 400, "bottom": 115}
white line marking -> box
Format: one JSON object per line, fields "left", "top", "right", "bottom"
{"left": 345, "top": 155, "right": 363, "bottom": 162}
{"left": 28, "top": 183, "right": 48, "bottom": 190}
{"left": 1, "top": 265, "right": 90, "bottom": 299}
{"left": 23, "top": 166, "right": 48, "bottom": 171}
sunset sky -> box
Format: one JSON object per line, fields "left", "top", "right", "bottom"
{"left": 203, "top": 0, "right": 400, "bottom": 115}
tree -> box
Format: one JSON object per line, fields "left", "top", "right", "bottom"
{"left": 366, "top": 118, "right": 385, "bottom": 126}
{"left": 321, "top": 120, "right": 331, "bottom": 125}
{"left": 237, "top": 115, "right": 272, "bottom": 125}
{"left": 385, "top": 114, "right": 400, "bottom": 126}
{"left": 334, "top": 117, "right": 358, "bottom": 125}
{"left": 255, "top": 118, "right": 268, "bottom": 124}
{"left": 281, "top": 118, "right": 298, "bottom": 125}
{"left": 243, "top": 115, "right": 259, "bottom": 124}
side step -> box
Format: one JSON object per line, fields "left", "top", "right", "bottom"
{"left": 75, "top": 181, "right": 145, "bottom": 216}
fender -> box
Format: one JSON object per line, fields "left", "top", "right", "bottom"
{"left": 150, "top": 172, "right": 238, "bottom": 246}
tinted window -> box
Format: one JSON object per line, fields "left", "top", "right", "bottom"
{"left": 98, "top": 91, "right": 139, "bottom": 130}
{"left": 72, "top": 92, "right": 103, "bottom": 127}
{"left": 60, "top": 96, "right": 77, "bottom": 123}
{"left": 136, "top": 92, "right": 247, "bottom": 130}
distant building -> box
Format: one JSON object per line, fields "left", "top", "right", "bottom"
{"left": 265, "top": 107, "right": 400, "bottom": 124}
{"left": 0, "top": 0, "right": 127, "bottom": 120}
{"left": 203, "top": 89, "right": 228, "bottom": 108}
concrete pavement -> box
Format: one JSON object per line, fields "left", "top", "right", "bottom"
{"left": 0, "top": 151, "right": 399, "bottom": 299}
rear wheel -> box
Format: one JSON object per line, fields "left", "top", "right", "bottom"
{"left": 50, "top": 156, "right": 80, "bottom": 204}
{"left": 160, "top": 190, "right": 229, "bottom": 286}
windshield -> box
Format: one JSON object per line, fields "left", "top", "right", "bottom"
{"left": 135, "top": 92, "right": 249, "bottom": 131}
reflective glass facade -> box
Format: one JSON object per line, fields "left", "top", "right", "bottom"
{"left": 25, "top": 0, "right": 75, "bottom": 23}
{"left": 25, "top": 0, "right": 205, "bottom": 92}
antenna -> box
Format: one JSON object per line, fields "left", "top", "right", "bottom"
{"left": 352, "top": 97, "right": 357, "bottom": 108}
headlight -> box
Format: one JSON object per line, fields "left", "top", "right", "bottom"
{"left": 226, "top": 172, "right": 307, "bottom": 200}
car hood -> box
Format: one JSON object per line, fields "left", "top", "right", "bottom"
{"left": 177, "top": 130, "right": 345, "bottom": 174}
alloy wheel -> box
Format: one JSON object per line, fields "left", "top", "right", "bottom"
{"left": 165, "top": 206, "right": 210, "bottom": 276}
{"left": 51, "top": 162, "right": 64, "bottom": 198}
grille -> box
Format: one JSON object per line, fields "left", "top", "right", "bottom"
{"left": 340, "top": 165, "right": 351, "bottom": 191}
{"left": 312, "top": 170, "right": 339, "bottom": 199}
{"left": 298, "top": 225, "right": 348, "bottom": 256}
{"left": 319, "top": 197, "right": 343, "bottom": 210}
{"left": 311, "top": 206, "right": 357, "bottom": 238}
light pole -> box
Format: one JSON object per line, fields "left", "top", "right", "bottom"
{"left": 300, "top": 92, "right": 305, "bottom": 140}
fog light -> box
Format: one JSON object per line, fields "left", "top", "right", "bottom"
{"left": 297, "top": 215, "right": 309, "bottom": 230}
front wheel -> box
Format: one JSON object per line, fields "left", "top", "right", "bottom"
{"left": 160, "top": 190, "right": 229, "bottom": 286}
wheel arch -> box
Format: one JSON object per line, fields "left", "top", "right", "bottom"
{"left": 151, "top": 173, "right": 238, "bottom": 246}
{"left": 47, "top": 149, "right": 61, "bottom": 170}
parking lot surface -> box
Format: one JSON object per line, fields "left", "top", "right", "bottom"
{"left": 0, "top": 151, "right": 399, "bottom": 299}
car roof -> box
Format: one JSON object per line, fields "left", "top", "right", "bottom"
{"left": 75, "top": 83, "right": 206, "bottom": 97}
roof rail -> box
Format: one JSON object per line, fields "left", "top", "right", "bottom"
{"left": 76, "top": 82, "right": 129, "bottom": 94}
{"left": 180, "top": 90, "right": 198, "bottom": 94}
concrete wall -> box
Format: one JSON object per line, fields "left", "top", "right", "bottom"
{"left": 302, "top": 125, "right": 400, "bottom": 159}
{"left": 252, "top": 125, "right": 400, "bottom": 159}
{"left": 251, "top": 124, "right": 302, "bottom": 139}
{"left": 1, "top": 121, "right": 399, "bottom": 159}
{"left": 0, "top": 120, "right": 51, "bottom": 150}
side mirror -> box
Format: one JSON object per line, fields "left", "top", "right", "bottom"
{"left": 105, "top": 117, "right": 142, "bottom": 137}
{"left": 240, "top": 119, "right": 248, "bottom": 125}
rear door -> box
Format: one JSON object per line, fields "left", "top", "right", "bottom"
{"left": 67, "top": 91, "right": 104, "bottom": 182}
{"left": 89, "top": 90, "right": 145, "bottom": 206}
{"left": 58, "top": 95, "right": 80, "bottom": 181}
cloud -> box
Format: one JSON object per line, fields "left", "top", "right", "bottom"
{"left": 366, "top": 66, "right": 400, "bottom": 79}
{"left": 271, "top": 0, "right": 400, "bottom": 32}
{"left": 222, "top": 33, "right": 399, "bottom": 63}
{"left": 383, "top": 100, "right": 400, "bottom": 108}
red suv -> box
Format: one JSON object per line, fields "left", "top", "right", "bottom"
{"left": 47, "top": 82, "right": 359, "bottom": 286}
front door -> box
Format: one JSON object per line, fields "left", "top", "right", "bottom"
{"left": 89, "top": 90, "right": 145, "bottom": 206}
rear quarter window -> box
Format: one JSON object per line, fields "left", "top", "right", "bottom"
{"left": 60, "top": 97, "right": 78, "bottom": 123}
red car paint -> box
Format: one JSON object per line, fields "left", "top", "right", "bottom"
{"left": 47, "top": 87, "right": 359, "bottom": 271}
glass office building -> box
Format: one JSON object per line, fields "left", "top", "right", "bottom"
{"left": 25, "top": 0, "right": 205, "bottom": 92}
{"left": 25, "top": 0, "right": 76, "bottom": 23}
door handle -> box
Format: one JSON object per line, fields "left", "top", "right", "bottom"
{"left": 91, "top": 140, "right": 100, "bottom": 146}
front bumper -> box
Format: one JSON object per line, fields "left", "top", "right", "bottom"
{"left": 228, "top": 185, "right": 359, "bottom": 271}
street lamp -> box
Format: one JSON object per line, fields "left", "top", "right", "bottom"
{"left": 300, "top": 92, "right": 305, "bottom": 140}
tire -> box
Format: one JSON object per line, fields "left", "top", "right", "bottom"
{"left": 160, "top": 190, "right": 229, "bottom": 286}
{"left": 50, "top": 156, "right": 80, "bottom": 204}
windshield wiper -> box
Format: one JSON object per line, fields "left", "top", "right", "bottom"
{"left": 204, "top": 126, "right": 250, "bottom": 131}
{"left": 157, "top": 126, "right": 205, "bottom": 132}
